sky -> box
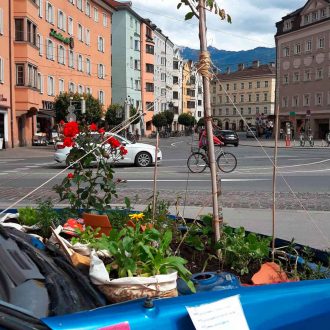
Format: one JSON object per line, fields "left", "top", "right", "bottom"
{"left": 131, "top": 0, "right": 307, "bottom": 51}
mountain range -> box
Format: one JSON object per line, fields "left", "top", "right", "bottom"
{"left": 180, "top": 46, "right": 276, "bottom": 73}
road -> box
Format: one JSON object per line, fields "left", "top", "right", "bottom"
{"left": 0, "top": 136, "right": 329, "bottom": 210}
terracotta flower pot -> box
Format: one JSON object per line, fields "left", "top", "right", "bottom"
{"left": 82, "top": 212, "right": 112, "bottom": 236}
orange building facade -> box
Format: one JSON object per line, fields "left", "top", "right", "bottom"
{"left": 140, "top": 19, "right": 155, "bottom": 134}
{"left": 0, "top": 0, "right": 113, "bottom": 147}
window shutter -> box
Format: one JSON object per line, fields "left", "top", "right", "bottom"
{"left": 57, "top": 44, "right": 60, "bottom": 62}
{"left": 53, "top": 42, "right": 56, "bottom": 60}
{"left": 63, "top": 13, "right": 66, "bottom": 31}
{"left": 45, "top": 1, "right": 49, "bottom": 21}
{"left": 39, "top": 0, "right": 43, "bottom": 18}
{"left": 0, "top": 58, "right": 4, "bottom": 83}
{"left": 40, "top": 74, "right": 44, "bottom": 93}
{"left": 39, "top": 35, "right": 43, "bottom": 56}
{"left": 0, "top": 8, "right": 4, "bottom": 35}
{"left": 57, "top": 9, "right": 61, "bottom": 28}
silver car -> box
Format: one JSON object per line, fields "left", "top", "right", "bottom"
{"left": 54, "top": 132, "right": 162, "bottom": 167}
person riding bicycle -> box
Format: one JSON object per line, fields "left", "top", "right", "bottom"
{"left": 198, "top": 129, "right": 223, "bottom": 151}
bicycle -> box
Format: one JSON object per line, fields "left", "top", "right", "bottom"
{"left": 187, "top": 147, "right": 237, "bottom": 173}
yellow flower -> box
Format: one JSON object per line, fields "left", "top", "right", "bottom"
{"left": 128, "top": 213, "right": 144, "bottom": 221}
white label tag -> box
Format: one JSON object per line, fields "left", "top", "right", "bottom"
{"left": 186, "top": 294, "right": 250, "bottom": 330}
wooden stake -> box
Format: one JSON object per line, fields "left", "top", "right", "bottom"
{"left": 152, "top": 131, "right": 160, "bottom": 222}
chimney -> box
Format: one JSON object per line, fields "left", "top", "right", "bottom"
{"left": 252, "top": 60, "right": 260, "bottom": 68}
{"left": 226, "top": 67, "right": 231, "bottom": 74}
{"left": 238, "top": 63, "right": 245, "bottom": 71}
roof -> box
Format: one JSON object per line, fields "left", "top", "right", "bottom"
{"left": 215, "top": 64, "right": 276, "bottom": 81}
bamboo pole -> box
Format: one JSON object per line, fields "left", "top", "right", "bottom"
{"left": 198, "top": 0, "right": 222, "bottom": 244}
{"left": 152, "top": 131, "right": 160, "bottom": 222}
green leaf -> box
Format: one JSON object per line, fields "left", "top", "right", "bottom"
{"left": 185, "top": 12, "right": 194, "bottom": 20}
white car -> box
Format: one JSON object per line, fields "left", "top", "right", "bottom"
{"left": 54, "top": 132, "right": 162, "bottom": 167}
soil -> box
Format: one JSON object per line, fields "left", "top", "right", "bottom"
{"left": 172, "top": 242, "right": 262, "bottom": 284}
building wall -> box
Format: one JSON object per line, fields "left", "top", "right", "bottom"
{"left": 0, "top": 0, "right": 17, "bottom": 148}
{"left": 172, "top": 47, "right": 183, "bottom": 130}
{"left": 11, "top": 0, "right": 113, "bottom": 146}
{"left": 276, "top": 0, "right": 330, "bottom": 138}
{"left": 140, "top": 21, "right": 154, "bottom": 135}
{"left": 211, "top": 64, "right": 276, "bottom": 131}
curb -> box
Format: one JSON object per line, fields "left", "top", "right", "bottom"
{"left": 239, "top": 143, "right": 328, "bottom": 149}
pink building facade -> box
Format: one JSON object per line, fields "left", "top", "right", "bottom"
{"left": 275, "top": 0, "right": 330, "bottom": 139}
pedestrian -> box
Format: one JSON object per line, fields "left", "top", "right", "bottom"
{"left": 279, "top": 128, "right": 284, "bottom": 139}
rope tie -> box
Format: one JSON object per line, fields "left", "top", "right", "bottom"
{"left": 197, "top": 51, "right": 212, "bottom": 79}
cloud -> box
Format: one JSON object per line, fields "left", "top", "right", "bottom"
{"left": 131, "top": 0, "right": 307, "bottom": 50}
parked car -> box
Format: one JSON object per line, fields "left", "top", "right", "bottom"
{"left": 54, "top": 132, "right": 162, "bottom": 167}
{"left": 246, "top": 126, "right": 257, "bottom": 138}
{"left": 214, "top": 129, "right": 239, "bottom": 147}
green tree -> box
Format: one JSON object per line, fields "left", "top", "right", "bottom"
{"left": 197, "top": 117, "right": 205, "bottom": 127}
{"left": 105, "top": 104, "right": 124, "bottom": 127}
{"left": 178, "top": 113, "right": 195, "bottom": 127}
{"left": 152, "top": 113, "right": 167, "bottom": 131}
{"left": 130, "top": 107, "right": 141, "bottom": 125}
{"left": 54, "top": 92, "right": 102, "bottom": 124}
{"left": 163, "top": 110, "right": 174, "bottom": 131}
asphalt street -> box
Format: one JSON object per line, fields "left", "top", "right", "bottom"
{"left": 0, "top": 136, "right": 330, "bottom": 249}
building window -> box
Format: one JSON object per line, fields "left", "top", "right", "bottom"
{"left": 94, "top": 7, "right": 98, "bottom": 22}
{"left": 282, "top": 97, "right": 288, "bottom": 107}
{"left": 134, "top": 40, "right": 140, "bottom": 51}
{"left": 283, "top": 74, "right": 289, "bottom": 84}
{"left": 292, "top": 96, "right": 299, "bottom": 107}
{"left": 15, "top": 19, "right": 24, "bottom": 41}
{"left": 316, "top": 68, "right": 323, "bottom": 80}
{"left": 103, "top": 13, "right": 107, "bottom": 27}
{"left": 46, "top": 2, "right": 54, "bottom": 24}
{"left": 305, "top": 40, "right": 312, "bottom": 52}
{"left": 225, "top": 108, "right": 229, "bottom": 115}
{"left": 146, "top": 44, "right": 154, "bottom": 54}
{"left": 240, "top": 82, "right": 244, "bottom": 89}
{"left": 248, "top": 82, "right": 252, "bottom": 89}
{"left": 85, "top": 29, "right": 90, "bottom": 45}
{"left": 99, "top": 90, "right": 104, "bottom": 104}
{"left": 233, "top": 83, "right": 236, "bottom": 90}
{"left": 86, "top": 1, "right": 91, "bottom": 16}
{"left": 27, "top": 64, "right": 37, "bottom": 88}
{"left": 0, "top": 57, "right": 4, "bottom": 83}
{"left": 97, "top": 64, "right": 105, "bottom": 79}
{"left": 256, "top": 94, "right": 259, "bottom": 102}
{"left": 303, "top": 94, "right": 310, "bottom": 106}
{"left": 240, "top": 94, "right": 244, "bottom": 102}
{"left": 264, "top": 81, "right": 268, "bottom": 88}
{"left": 293, "top": 71, "right": 300, "bottom": 82}
{"left": 173, "top": 91, "right": 178, "bottom": 99}
{"left": 264, "top": 93, "right": 268, "bottom": 101}
{"left": 218, "top": 95, "right": 222, "bottom": 103}
{"left": 130, "top": 16, "right": 133, "bottom": 28}
{"left": 77, "top": 54, "right": 83, "bottom": 72}
{"left": 283, "top": 47, "right": 289, "bottom": 57}
{"left": 134, "top": 59, "right": 140, "bottom": 71}
{"left": 248, "top": 94, "right": 252, "bottom": 102}
{"left": 320, "top": 8, "right": 326, "bottom": 18}
{"left": 78, "top": 84, "right": 84, "bottom": 94}
{"left": 86, "top": 87, "right": 91, "bottom": 94}
{"left": 146, "top": 63, "right": 154, "bottom": 73}
{"left": 78, "top": 24, "right": 83, "bottom": 41}
{"left": 312, "top": 11, "right": 318, "bottom": 21}
{"left": 27, "top": 19, "right": 37, "bottom": 45}
{"left": 98, "top": 36, "right": 104, "bottom": 52}
{"left": 130, "top": 57, "right": 133, "bottom": 69}
{"left": 256, "top": 81, "right": 260, "bottom": 88}
{"left": 294, "top": 43, "right": 301, "bottom": 55}
{"left": 59, "top": 79, "right": 64, "bottom": 93}
{"left": 86, "top": 58, "right": 91, "bottom": 75}
{"left": 68, "top": 50, "right": 74, "bottom": 68}
{"left": 69, "top": 82, "right": 75, "bottom": 93}
{"left": 68, "top": 17, "right": 73, "bottom": 35}
{"left": 256, "top": 107, "right": 259, "bottom": 114}
{"left": 77, "top": 0, "right": 83, "bottom": 11}
{"left": 248, "top": 107, "right": 251, "bottom": 115}
{"left": 37, "top": 72, "right": 43, "bottom": 93}
{"left": 46, "top": 39, "right": 54, "bottom": 60}
{"left": 47, "top": 76, "right": 55, "bottom": 96}
{"left": 146, "top": 83, "right": 154, "bottom": 92}
{"left": 37, "top": 34, "right": 43, "bottom": 55}
{"left": 57, "top": 10, "right": 66, "bottom": 31}
{"left": 304, "top": 69, "right": 311, "bottom": 81}
{"left": 318, "top": 37, "right": 325, "bottom": 49}
{"left": 316, "top": 93, "right": 323, "bottom": 106}
{"left": 130, "top": 37, "right": 133, "bottom": 49}
{"left": 263, "top": 107, "right": 267, "bottom": 114}
{"left": 226, "top": 83, "right": 230, "bottom": 90}
{"left": 161, "top": 73, "right": 165, "bottom": 81}
{"left": 58, "top": 45, "right": 65, "bottom": 64}
{"left": 135, "top": 80, "right": 141, "bottom": 91}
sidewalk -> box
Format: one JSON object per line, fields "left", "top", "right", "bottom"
{"left": 239, "top": 138, "right": 328, "bottom": 149}
{"left": 0, "top": 145, "right": 54, "bottom": 158}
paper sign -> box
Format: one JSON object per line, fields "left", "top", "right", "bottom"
{"left": 186, "top": 295, "right": 250, "bottom": 330}
{"left": 98, "top": 322, "right": 130, "bottom": 330}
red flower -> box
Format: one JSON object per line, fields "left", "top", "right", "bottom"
{"left": 67, "top": 173, "right": 74, "bottom": 179}
{"left": 63, "top": 137, "right": 74, "bottom": 147}
{"left": 107, "top": 136, "right": 121, "bottom": 149}
{"left": 89, "top": 123, "right": 97, "bottom": 131}
{"left": 98, "top": 128, "right": 105, "bottom": 134}
{"left": 120, "top": 146, "right": 128, "bottom": 155}
{"left": 59, "top": 120, "right": 65, "bottom": 125}
{"left": 63, "top": 122, "right": 79, "bottom": 138}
